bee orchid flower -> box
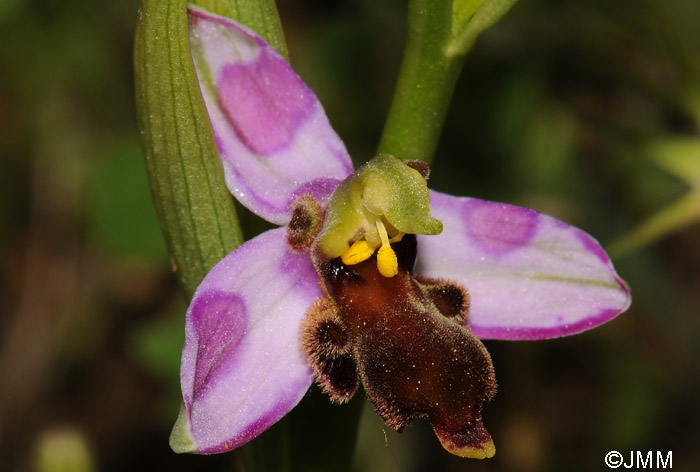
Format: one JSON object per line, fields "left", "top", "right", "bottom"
{"left": 170, "top": 6, "right": 631, "bottom": 459}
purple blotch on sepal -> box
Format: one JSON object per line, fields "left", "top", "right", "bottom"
{"left": 189, "top": 291, "right": 247, "bottom": 403}
{"left": 187, "top": 6, "right": 353, "bottom": 224}
{"left": 217, "top": 53, "right": 314, "bottom": 155}
{"left": 462, "top": 199, "right": 539, "bottom": 256}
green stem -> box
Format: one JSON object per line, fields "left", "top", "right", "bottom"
{"left": 378, "top": 0, "right": 465, "bottom": 165}
{"left": 378, "top": 0, "right": 518, "bottom": 165}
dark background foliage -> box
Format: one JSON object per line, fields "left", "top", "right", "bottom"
{"left": 1, "top": 0, "right": 698, "bottom": 471}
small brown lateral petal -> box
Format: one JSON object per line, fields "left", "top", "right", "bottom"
{"left": 287, "top": 195, "right": 324, "bottom": 252}
{"left": 404, "top": 160, "right": 430, "bottom": 180}
{"left": 416, "top": 275, "right": 471, "bottom": 324}
{"left": 300, "top": 296, "right": 358, "bottom": 403}
{"left": 311, "top": 236, "right": 498, "bottom": 458}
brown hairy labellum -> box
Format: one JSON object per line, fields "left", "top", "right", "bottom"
{"left": 302, "top": 235, "right": 497, "bottom": 458}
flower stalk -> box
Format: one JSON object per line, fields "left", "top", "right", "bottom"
{"left": 378, "top": 0, "right": 518, "bottom": 164}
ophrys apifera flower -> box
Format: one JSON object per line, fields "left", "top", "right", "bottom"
{"left": 170, "top": 6, "right": 630, "bottom": 458}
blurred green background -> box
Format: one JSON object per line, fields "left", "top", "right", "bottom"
{"left": 1, "top": 0, "right": 699, "bottom": 471}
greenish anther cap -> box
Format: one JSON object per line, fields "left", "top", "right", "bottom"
{"left": 315, "top": 154, "right": 443, "bottom": 259}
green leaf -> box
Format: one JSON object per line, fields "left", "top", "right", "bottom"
{"left": 447, "top": 0, "right": 519, "bottom": 56}
{"left": 608, "top": 191, "right": 700, "bottom": 259}
{"left": 450, "top": 0, "right": 486, "bottom": 48}
{"left": 134, "top": 0, "right": 244, "bottom": 297}
{"left": 647, "top": 137, "right": 700, "bottom": 184}
{"left": 608, "top": 136, "right": 700, "bottom": 258}
{"left": 134, "top": 1, "right": 289, "bottom": 297}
